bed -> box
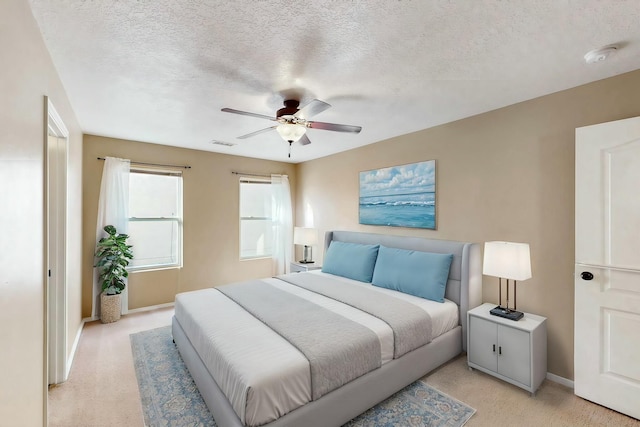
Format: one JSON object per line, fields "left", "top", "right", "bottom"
{"left": 172, "top": 230, "right": 481, "bottom": 427}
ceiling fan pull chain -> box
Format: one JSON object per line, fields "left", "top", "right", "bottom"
{"left": 288, "top": 141, "right": 292, "bottom": 158}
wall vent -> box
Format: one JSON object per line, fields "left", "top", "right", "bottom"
{"left": 210, "top": 140, "right": 236, "bottom": 147}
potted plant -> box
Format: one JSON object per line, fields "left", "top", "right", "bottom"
{"left": 95, "top": 225, "right": 133, "bottom": 323}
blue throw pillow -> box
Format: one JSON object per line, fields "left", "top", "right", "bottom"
{"left": 371, "top": 246, "right": 453, "bottom": 302}
{"left": 321, "top": 241, "right": 380, "bottom": 282}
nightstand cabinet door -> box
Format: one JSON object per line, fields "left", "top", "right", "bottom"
{"left": 290, "top": 262, "right": 307, "bottom": 273}
{"left": 468, "top": 317, "right": 498, "bottom": 372}
{"left": 498, "top": 325, "right": 531, "bottom": 387}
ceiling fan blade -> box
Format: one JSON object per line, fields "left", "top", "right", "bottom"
{"left": 299, "top": 133, "right": 312, "bottom": 146}
{"left": 221, "top": 108, "right": 275, "bottom": 121}
{"left": 237, "top": 126, "right": 277, "bottom": 139}
{"left": 308, "top": 121, "right": 362, "bottom": 134}
{"left": 294, "top": 99, "right": 331, "bottom": 119}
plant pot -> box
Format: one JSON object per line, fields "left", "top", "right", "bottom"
{"left": 101, "top": 293, "right": 122, "bottom": 324}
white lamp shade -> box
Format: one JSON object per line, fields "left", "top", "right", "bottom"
{"left": 293, "top": 227, "right": 318, "bottom": 246}
{"left": 276, "top": 123, "right": 307, "bottom": 142}
{"left": 483, "top": 241, "right": 532, "bottom": 281}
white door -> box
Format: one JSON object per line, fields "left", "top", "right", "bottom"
{"left": 575, "top": 116, "right": 640, "bottom": 420}
{"left": 46, "top": 98, "right": 69, "bottom": 385}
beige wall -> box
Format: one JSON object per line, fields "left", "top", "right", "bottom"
{"left": 295, "top": 69, "right": 640, "bottom": 380}
{"left": 0, "top": 1, "right": 83, "bottom": 425}
{"left": 82, "top": 135, "right": 296, "bottom": 316}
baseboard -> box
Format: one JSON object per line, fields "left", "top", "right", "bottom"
{"left": 65, "top": 321, "right": 85, "bottom": 379}
{"left": 546, "top": 372, "right": 574, "bottom": 389}
{"left": 127, "top": 302, "right": 175, "bottom": 314}
{"left": 81, "top": 302, "right": 175, "bottom": 323}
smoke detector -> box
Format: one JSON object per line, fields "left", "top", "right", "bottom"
{"left": 584, "top": 45, "right": 618, "bottom": 64}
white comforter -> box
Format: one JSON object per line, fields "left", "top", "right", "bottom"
{"left": 173, "top": 271, "right": 458, "bottom": 427}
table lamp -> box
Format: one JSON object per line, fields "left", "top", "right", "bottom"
{"left": 483, "top": 241, "right": 532, "bottom": 321}
{"left": 294, "top": 227, "right": 318, "bottom": 264}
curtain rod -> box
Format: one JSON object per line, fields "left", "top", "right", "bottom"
{"left": 231, "top": 171, "right": 284, "bottom": 178}
{"left": 97, "top": 157, "right": 191, "bottom": 169}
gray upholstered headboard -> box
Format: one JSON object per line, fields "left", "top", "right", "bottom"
{"left": 324, "top": 231, "right": 482, "bottom": 351}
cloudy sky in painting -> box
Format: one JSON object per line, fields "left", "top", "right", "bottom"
{"left": 359, "top": 160, "right": 435, "bottom": 197}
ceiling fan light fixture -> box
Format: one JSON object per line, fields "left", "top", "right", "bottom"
{"left": 221, "top": 99, "right": 362, "bottom": 155}
{"left": 276, "top": 123, "right": 306, "bottom": 142}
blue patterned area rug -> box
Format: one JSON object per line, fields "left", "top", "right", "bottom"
{"left": 131, "top": 326, "right": 475, "bottom": 427}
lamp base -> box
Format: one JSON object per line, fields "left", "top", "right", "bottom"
{"left": 299, "top": 245, "right": 314, "bottom": 265}
{"left": 490, "top": 306, "right": 524, "bottom": 321}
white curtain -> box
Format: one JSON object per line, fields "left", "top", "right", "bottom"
{"left": 271, "top": 174, "right": 293, "bottom": 275}
{"left": 92, "top": 157, "right": 130, "bottom": 318}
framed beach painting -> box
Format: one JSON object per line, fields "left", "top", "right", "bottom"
{"left": 359, "top": 160, "right": 436, "bottom": 229}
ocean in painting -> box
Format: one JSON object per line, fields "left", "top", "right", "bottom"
{"left": 359, "top": 191, "right": 435, "bottom": 229}
{"left": 359, "top": 160, "right": 436, "bottom": 229}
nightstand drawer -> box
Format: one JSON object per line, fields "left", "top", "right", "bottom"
{"left": 290, "top": 262, "right": 321, "bottom": 273}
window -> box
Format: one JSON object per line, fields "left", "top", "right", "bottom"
{"left": 240, "top": 178, "right": 273, "bottom": 259}
{"left": 128, "top": 169, "right": 183, "bottom": 270}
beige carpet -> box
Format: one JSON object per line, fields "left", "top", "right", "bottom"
{"left": 48, "top": 307, "right": 639, "bottom": 427}
{"left": 48, "top": 307, "right": 174, "bottom": 427}
{"left": 427, "top": 356, "right": 639, "bottom": 427}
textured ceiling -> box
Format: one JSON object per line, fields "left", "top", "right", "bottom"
{"left": 29, "top": 0, "right": 640, "bottom": 163}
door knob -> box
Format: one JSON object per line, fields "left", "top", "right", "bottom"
{"left": 581, "top": 271, "right": 594, "bottom": 281}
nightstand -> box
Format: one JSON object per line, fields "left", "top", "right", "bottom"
{"left": 467, "top": 302, "right": 547, "bottom": 396}
{"left": 290, "top": 261, "right": 322, "bottom": 273}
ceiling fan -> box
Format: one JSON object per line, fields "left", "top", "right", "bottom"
{"left": 221, "top": 99, "right": 362, "bottom": 157}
